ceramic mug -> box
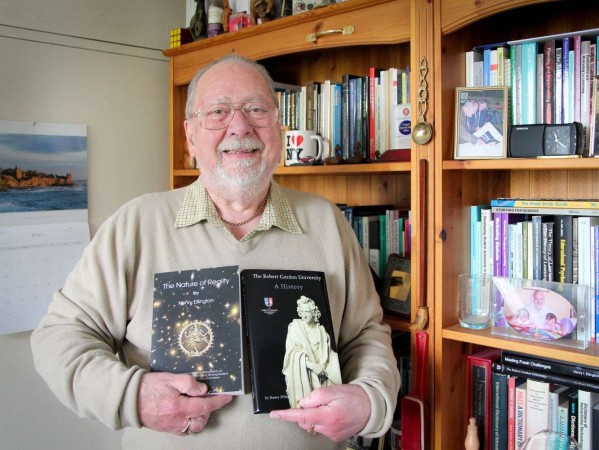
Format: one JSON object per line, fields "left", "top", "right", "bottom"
{"left": 284, "top": 130, "right": 323, "bottom": 165}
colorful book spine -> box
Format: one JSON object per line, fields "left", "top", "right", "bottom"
{"left": 507, "top": 376, "right": 526, "bottom": 450}
{"left": 563, "top": 38, "right": 572, "bottom": 123}
{"left": 574, "top": 35, "right": 582, "bottom": 123}
{"left": 544, "top": 40, "right": 556, "bottom": 123}
{"left": 510, "top": 44, "right": 519, "bottom": 125}
{"left": 515, "top": 380, "right": 527, "bottom": 449}
{"left": 556, "top": 46, "right": 564, "bottom": 123}
{"left": 521, "top": 42, "right": 538, "bottom": 124}
{"left": 491, "top": 198, "right": 599, "bottom": 209}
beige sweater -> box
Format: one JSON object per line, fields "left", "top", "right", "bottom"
{"left": 31, "top": 181, "right": 400, "bottom": 449}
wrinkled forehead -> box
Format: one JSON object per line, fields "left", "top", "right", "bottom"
{"left": 195, "top": 62, "right": 272, "bottom": 106}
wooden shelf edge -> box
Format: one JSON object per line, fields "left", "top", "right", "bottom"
{"left": 164, "top": 0, "right": 408, "bottom": 58}
{"left": 442, "top": 324, "right": 599, "bottom": 366}
{"left": 173, "top": 161, "right": 410, "bottom": 178}
{"left": 441, "top": 0, "right": 558, "bottom": 35}
{"left": 442, "top": 158, "right": 599, "bottom": 171}
{"left": 274, "top": 161, "right": 410, "bottom": 175}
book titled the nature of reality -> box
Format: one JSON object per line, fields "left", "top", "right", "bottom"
{"left": 241, "top": 269, "right": 341, "bottom": 414}
{"left": 150, "top": 266, "right": 244, "bottom": 395}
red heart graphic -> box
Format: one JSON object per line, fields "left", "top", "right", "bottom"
{"left": 291, "top": 135, "right": 304, "bottom": 147}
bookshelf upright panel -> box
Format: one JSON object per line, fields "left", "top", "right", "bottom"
{"left": 434, "top": 0, "right": 599, "bottom": 448}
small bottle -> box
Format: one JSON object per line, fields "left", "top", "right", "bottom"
{"left": 464, "top": 417, "right": 480, "bottom": 450}
{"left": 207, "top": 3, "right": 224, "bottom": 37}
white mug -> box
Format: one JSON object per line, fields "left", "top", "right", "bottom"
{"left": 284, "top": 130, "right": 323, "bottom": 165}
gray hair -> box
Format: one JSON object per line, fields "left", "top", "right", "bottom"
{"left": 184, "top": 54, "right": 278, "bottom": 119}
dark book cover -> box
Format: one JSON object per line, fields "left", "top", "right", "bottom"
{"left": 467, "top": 348, "right": 502, "bottom": 450}
{"left": 553, "top": 215, "right": 574, "bottom": 283}
{"left": 241, "top": 269, "right": 341, "bottom": 414}
{"left": 592, "top": 401, "right": 599, "bottom": 450}
{"left": 150, "top": 266, "right": 244, "bottom": 395}
{"left": 494, "top": 363, "right": 599, "bottom": 394}
{"left": 568, "top": 390, "right": 578, "bottom": 439}
{"left": 490, "top": 365, "right": 509, "bottom": 450}
{"left": 502, "top": 351, "right": 599, "bottom": 383}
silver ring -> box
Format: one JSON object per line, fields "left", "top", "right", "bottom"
{"left": 180, "top": 418, "right": 192, "bottom": 435}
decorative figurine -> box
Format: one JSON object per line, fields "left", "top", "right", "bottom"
{"left": 464, "top": 417, "right": 480, "bottom": 450}
{"left": 222, "top": 0, "right": 232, "bottom": 32}
{"left": 189, "top": 0, "right": 206, "bottom": 40}
{"left": 250, "top": 0, "right": 275, "bottom": 24}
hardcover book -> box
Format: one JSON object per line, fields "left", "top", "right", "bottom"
{"left": 525, "top": 378, "right": 552, "bottom": 438}
{"left": 490, "top": 365, "right": 509, "bottom": 450}
{"left": 241, "top": 269, "right": 341, "bottom": 414}
{"left": 467, "top": 348, "right": 502, "bottom": 450}
{"left": 502, "top": 351, "right": 599, "bottom": 383}
{"left": 150, "top": 266, "right": 244, "bottom": 395}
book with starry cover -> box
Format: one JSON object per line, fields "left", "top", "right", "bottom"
{"left": 150, "top": 265, "right": 245, "bottom": 395}
{"left": 241, "top": 269, "right": 341, "bottom": 414}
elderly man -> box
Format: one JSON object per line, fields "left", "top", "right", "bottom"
{"left": 31, "top": 54, "right": 399, "bottom": 449}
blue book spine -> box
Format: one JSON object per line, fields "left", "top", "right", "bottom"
{"left": 562, "top": 38, "right": 571, "bottom": 123}
{"left": 521, "top": 42, "right": 538, "bottom": 124}
{"left": 484, "top": 48, "right": 492, "bottom": 86}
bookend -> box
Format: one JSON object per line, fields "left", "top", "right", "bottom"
{"left": 491, "top": 277, "right": 590, "bottom": 349}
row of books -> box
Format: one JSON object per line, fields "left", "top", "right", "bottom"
{"left": 468, "top": 349, "right": 599, "bottom": 450}
{"left": 465, "top": 27, "right": 599, "bottom": 155}
{"left": 274, "top": 65, "right": 411, "bottom": 162}
{"left": 339, "top": 204, "right": 411, "bottom": 278}
{"left": 468, "top": 198, "right": 599, "bottom": 341}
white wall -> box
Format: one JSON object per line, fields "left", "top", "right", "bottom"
{"left": 0, "top": 1, "right": 185, "bottom": 448}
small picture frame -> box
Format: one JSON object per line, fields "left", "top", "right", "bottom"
{"left": 491, "top": 277, "right": 590, "bottom": 350}
{"left": 380, "top": 254, "right": 411, "bottom": 318}
{"left": 454, "top": 86, "right": 509, "bottom": 160}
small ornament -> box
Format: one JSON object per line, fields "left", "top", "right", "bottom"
{"left": 464, "top": 417, "right": 480, "bottom": 450}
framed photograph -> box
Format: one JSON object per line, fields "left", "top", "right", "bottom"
{"left": 491, "top": 277, "right": 590, "bottom": 349}
{"left": 454, "top": 86, "right": 509, "bottom": 159}
{"left": 380, "top": 254, "right": 411, "bottom": 318}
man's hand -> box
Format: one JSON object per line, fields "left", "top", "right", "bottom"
{"left": 137, "top": 372, "right": 233, "bottom": 435}
{"left": 269, "top": 384, "right": 371, "bottom": 442}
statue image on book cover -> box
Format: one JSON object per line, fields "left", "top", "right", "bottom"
{"left": 282, "top": 295, "right": 342, "bottom": 408}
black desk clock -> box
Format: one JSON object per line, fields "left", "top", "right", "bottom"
{"left": 508, "top": 122, "right": 583, "bottom": 157}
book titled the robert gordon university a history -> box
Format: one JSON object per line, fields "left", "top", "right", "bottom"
{"left": 241, "top": 269, "right": 342, "bottom": 414}
{"left": 150, "top": 266, "right": 244, "bottom": 395}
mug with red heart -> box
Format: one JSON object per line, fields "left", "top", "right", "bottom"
{"left": 284, "top": 130, "right": 323, "bottom": 166}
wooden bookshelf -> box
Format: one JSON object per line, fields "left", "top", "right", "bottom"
{"left": 434, "top": 0, "right": 599, "bottom": 448}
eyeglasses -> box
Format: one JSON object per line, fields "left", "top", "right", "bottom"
{"left": 191, "top": 102, "right": 279, "bottom": 130}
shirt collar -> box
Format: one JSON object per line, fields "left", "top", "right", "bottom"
{"left": 174, "top": 178, "right": 302, "bottom": 235}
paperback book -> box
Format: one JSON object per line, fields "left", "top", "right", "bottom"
{"left": 241, "top": 269, "right": 341, "bottom": 413}
{"left": 150, "top": 266, "right": 244, "bottom": 395}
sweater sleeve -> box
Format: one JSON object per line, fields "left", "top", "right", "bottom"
{"left": 333, "top": 211, "right": 401, "bottom": 438}
{"left": 30, "top": 207, "right": 144, "bottom": 430}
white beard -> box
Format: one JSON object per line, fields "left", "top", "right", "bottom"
{"left": 208, "top": 137, "right": 272, "bottom": 203}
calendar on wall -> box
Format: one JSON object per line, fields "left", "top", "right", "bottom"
{"left": 0, "top": 120, "right": 89, "bottom": 335}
